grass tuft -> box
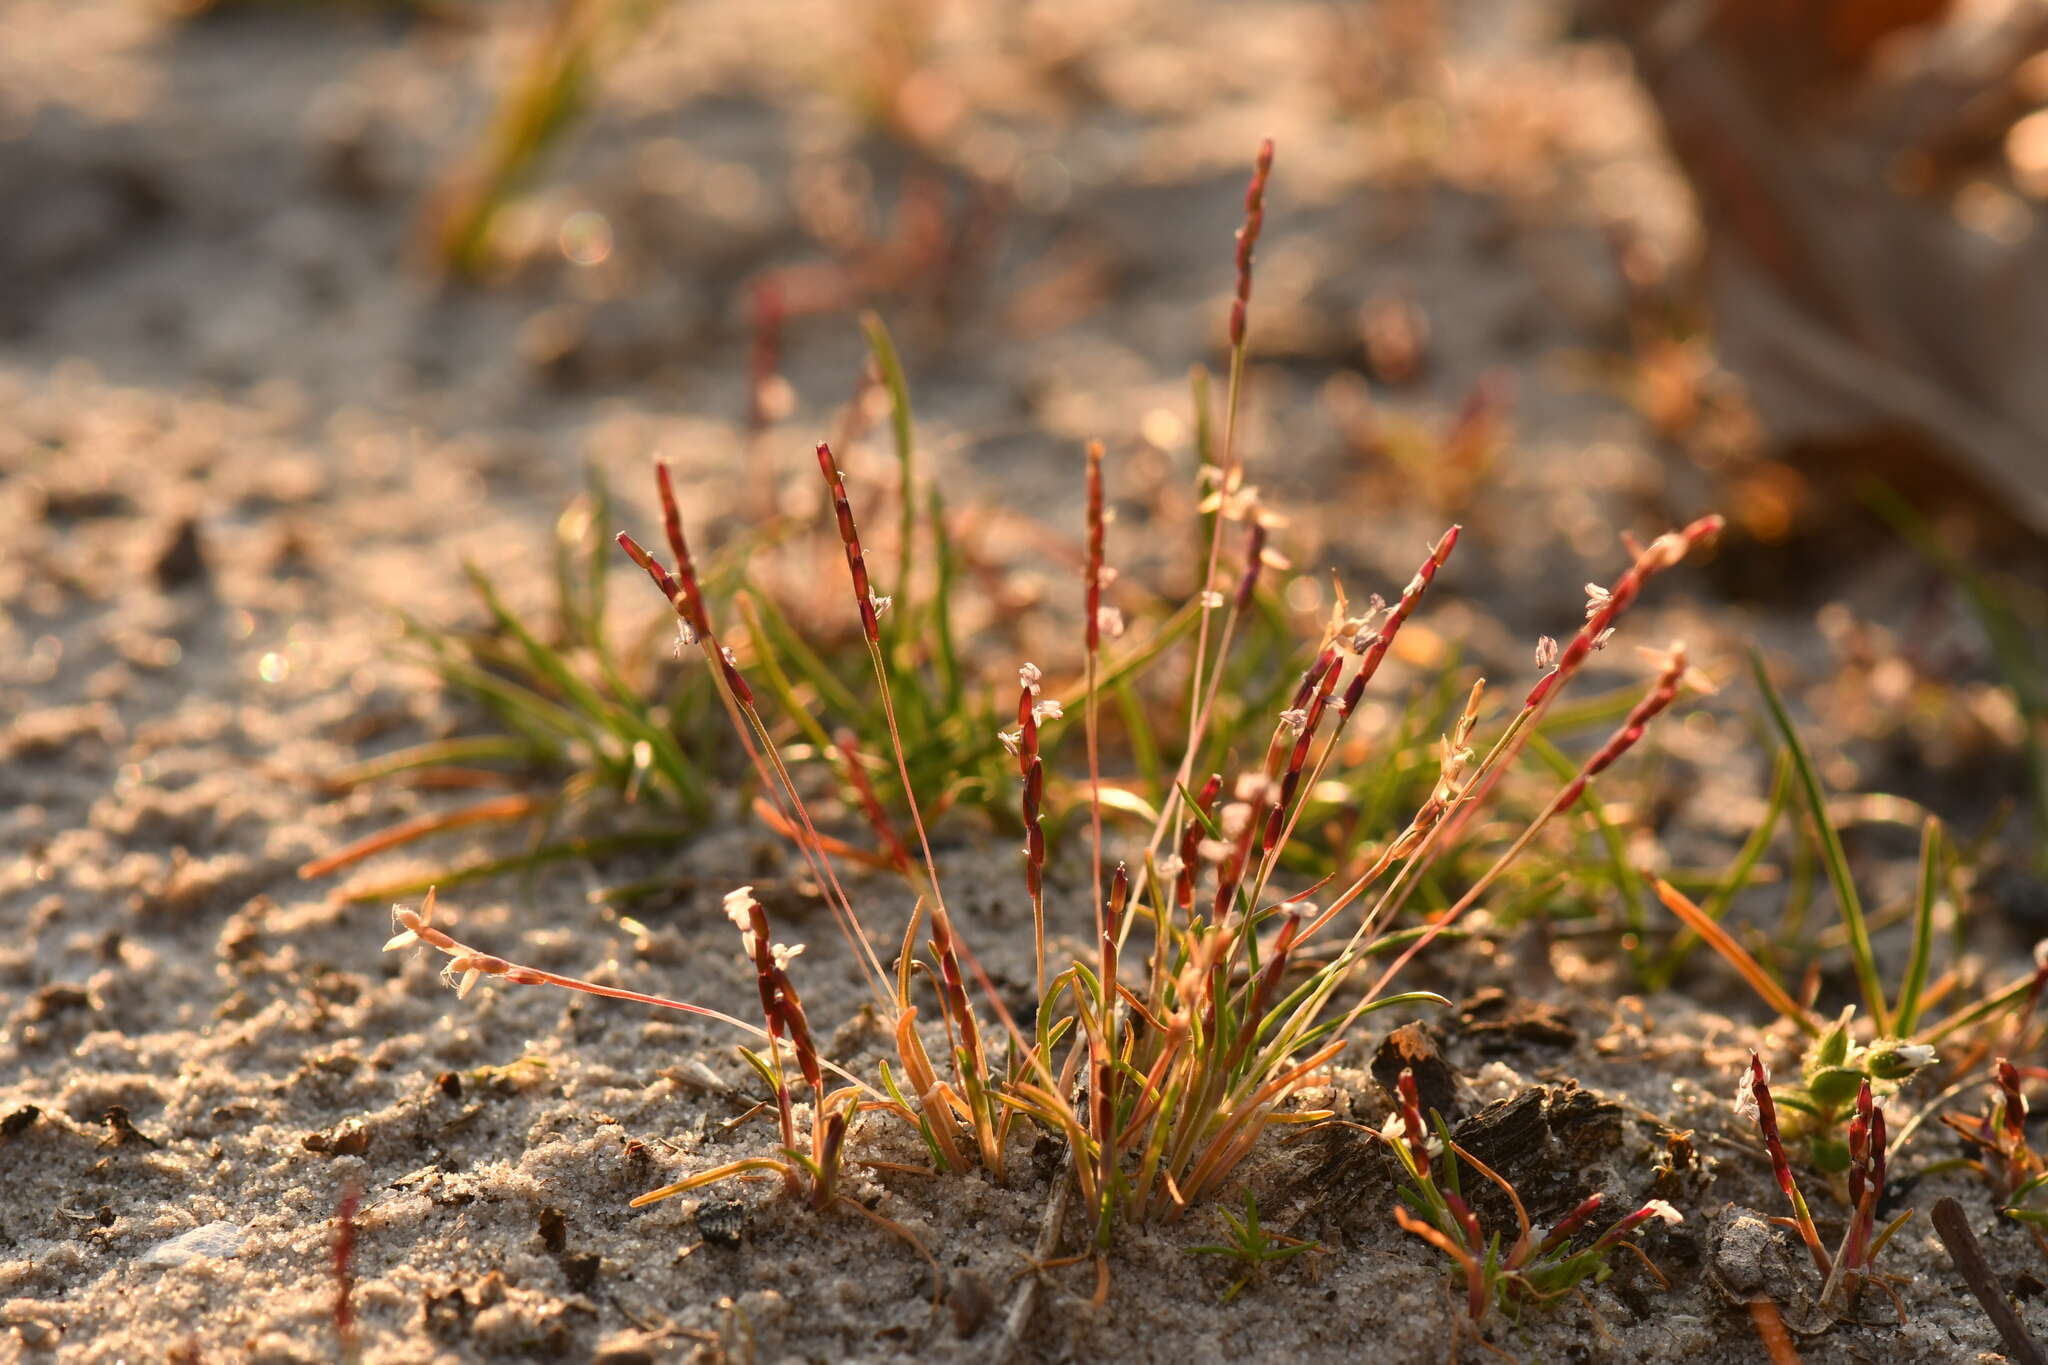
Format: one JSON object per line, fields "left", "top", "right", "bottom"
{"left": 362, "top": 141, "right": 1721, "bottom": 1299}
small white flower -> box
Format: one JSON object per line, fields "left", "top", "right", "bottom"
{"left": 1279, "top": 707, "right": 1309, "bottom": 735}
{"left": 674, "top": 619, "right": 699, "bottom": 652}
{"left": 1018, "top": 662, "right": 1042, "bottom": 690}
{"left": 1199, "top": 590, "right": 1226, "bottom": 609}
{"left": 1157, "top": 854, "right": 1186, "bottom": 881}
{"left": 1233, "top": 773, "right": 1276, "bottom": 802}
{"left": 1219, "top": 801, "right": 1253, "bottom": 838}
{"left": 1196, "top": 838, "right": 1233, "bottom": 863}
{"left": 1379, "top": 1108, "right": 1442, "bottom": 1156}
{"left": 997, "top": 728, "right": 1021, "bottom": 756}
{"left": 1095, "top": 605, "right": 1125, "bottom": 639}
{"left": 722, "top": 886, "right": 758, "bottom": 932}
{"left": 383, "top": 906, "right": 421, "bottom": 953}
{"left": 1591, "top": 627, "right": 1615, "bottom": 652}
{"left": 1584, "top": 583, "right": 1612, "bottom": 620}
{"left": 1034, "top": 699, "right": 1064, "bottom": 722}
{"left": 1534, "top": 635, "right": 1558, "bottom": 672}
{"left": 770, "top": 942, "right": 805, "bottom": 971}
{"left": 721, "top": 645, "right": 739, "bottom": 667}
{"left": 1643, "top": 1199, "right": 1683, "bottom": 1225}
{"left": 869, "top": 594, "right": 892, "bottom": 619}
{"left": 1733, "top": 1060, "right": 1765, "bottom": 1122}
{"left": 1893, "top": 1043, "right": 1937, "bottom": 1070}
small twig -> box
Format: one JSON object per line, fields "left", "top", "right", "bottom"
{"left": 334, "top": 1179, "right": 362, "bottom": 1362}
{"left": 996, "top": 1160, "right": 1075, "bottom": 1365}
{"left": 1932, "top": 1195, "right": 2047, "bottom": 1365}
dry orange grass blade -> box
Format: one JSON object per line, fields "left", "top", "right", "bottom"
{"left": 298, "top": 793, "right": 545, "bottom": 881}
{"left": 1747, "top": 1299, "right": 1803, "bottom": 1364}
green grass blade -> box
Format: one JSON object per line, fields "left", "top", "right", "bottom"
{"left": 742, "top": 582, "right": 866, "bottom": 719}
{"left": 1528, "top": 733, "right": 1646, "bottom": 974}
{"left": 735, "top": 593, "right": 838, "bottom": 756}
{"left": 1892, "top": 816, "right": 1942, "bottom": 1037}
{"left": 928, "top": 482, "right": 962, "bottom": 711}
{"left": 1752, "top": 650, "right": 1888, "bottom": 1034}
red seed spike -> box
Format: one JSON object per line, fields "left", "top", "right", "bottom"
{"left": 1234, "top": 520, "right": 1268, "bottom": 612}
{"left": 650, "top": 464, "right": 714, "bottom": 635}
{"left": 1175, "top": 773, "right": 1223, "bottom": 910}
{"left": 814, "top": 441, "right": 880, "bottom": 643}
{"left": 1085, "top": 441, "right": 1106, "bottom": 653}
{"left": 1536, "top": 1194, "right": 1604, "bottom": 1257}
{"left": 1396, "top": 1067, "right": 1430, "bottom": 1173}
{"left": 1229, "top": 139, "right": 1275, "bottom": 348}
{"left": 1263, "top": 660, "right": 1340, "bottom": 854}
{"left": 1999, "top": 1057, "right": 2028, "bottom": 1141}
{"left": 616, "top": 532, "right": 680, "bottom": 609}
{"left": 1105, "top": 861, "right": 1130, "bottom": 947}
{"left": 1351, "top": 524, "right": 1459, "bottom": 688}
{"left": 1524, "top": 515, "right": 1722, "bottom": 709}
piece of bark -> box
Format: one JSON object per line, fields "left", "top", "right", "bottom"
{"left": 1587, "top": 0, "right": 2048, "bottom": 535}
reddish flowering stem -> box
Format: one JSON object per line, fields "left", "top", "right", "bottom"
{"left": 1263, "top": 653, "right": 1340, "bottom": 855}
{"left": 1442, "top": 1189, "right": 1490, "bottom": 1320}
{"left": 1396, "top": 1068, "right": 1432, "bottom": 1180}
{"left": 834, "top": 730, "right": 912, "bottom": 876}
{"left": 1085, "top": 442, "right": 1107, "bottom": 653}
{"left": 1589, "top": 1202, "right": 1669, "bottom": 1255}
{"left": 2000, "top": 1058, "right": 2029, "bottom": 1145}
{"left": 1092, "top": 862, "right": 1129, "bottom": 1229}
{"left": 1017, "top": 674, "right": 1048, "bottom": 997}
{"left": 1174, "top": 774, "right": 1223, "bottom": 911}
{"left": 1229, "top": 139, "right": 1274, "bottom": 350}
{"left": 1241, "top": 910, "right": 1301, "bottom": 1042}
{"left": 1354, "top": 525, "right": 1460, "bottom": 686}
{"left": 816, "top": 442, "right": 880, "bottom": 642}
{"left": 748, "top": 278, "right": 784, "bottom": 437}
{"left": 1525, "top": 516, "right": 1722, "bottom": 710}
{"left": 811, "top": 1103, "right": 848, "bottom": 1209}
{"left": 1552, "top": 645, "right": 1688, "bottom": 809}
{"left": 618, "top": 466, "right": 893, "bottom": 1002}
{"left": 1084, "top": 441, "right": 1109, "bottom": 966}
{"left": 1534, "top": 1194, "right": 1603, "bottom": 1259}
{"left": 1233, "top": 520, "right": 1268, "bottom": 612}
{"left": 1747, "top": 1053, "right": 1832, "bottom": 1275}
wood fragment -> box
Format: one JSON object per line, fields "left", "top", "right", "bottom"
{"left": 1932, "top": 1195, "right": 2047, "bottom": 1365}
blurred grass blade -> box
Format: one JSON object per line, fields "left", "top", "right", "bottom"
{"left": 1752, "top": 650, "right": 1888, "bottom": 1034}
{"left": 1647, "top": 747, "right": 1792, "bottom": 991}
{"left": 1865, "top": 480, "right": 2047, "bottom": 871}
{"left": 336, "top": 830, "right": 681, "bottom": 903}
{"left": 1652, "top": 876, "right": 1818, "bottom": 1036}
{"left": 300, "top": 793, "right": 547, "bottom": 881}
{"left": 1893, "top": 815, "right": 1943, "bottom": 1037}
{"left": 1529, "top": 733, "right": 1646, "bottom": 974}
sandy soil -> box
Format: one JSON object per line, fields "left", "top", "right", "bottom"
{"left": 4, "top": 2, "right": 2045, "bottom": 1361}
